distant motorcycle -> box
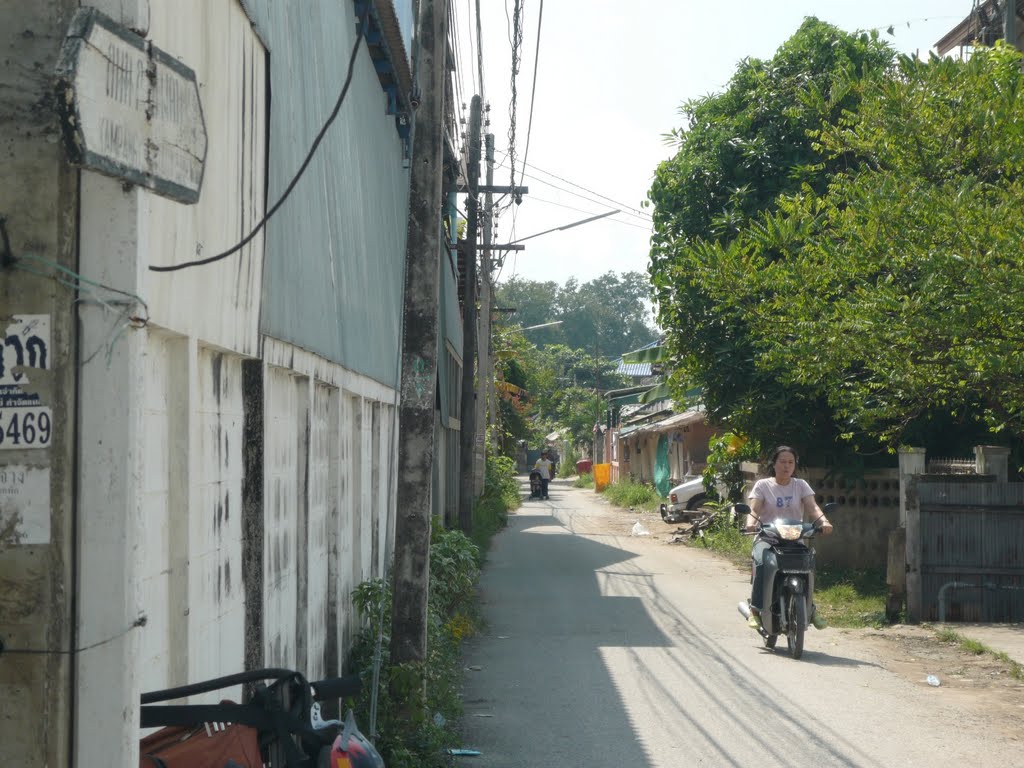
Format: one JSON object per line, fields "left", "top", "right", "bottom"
{"left": 736, "top": 502, "right": 837, "bottom": 659}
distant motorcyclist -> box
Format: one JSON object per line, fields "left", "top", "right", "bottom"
{"left": 743, "top": 445, "right": 833, "bottom": 630}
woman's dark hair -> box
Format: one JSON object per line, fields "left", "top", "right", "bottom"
{"left": 766, "top": 445, "right": 798, "bottom": 475}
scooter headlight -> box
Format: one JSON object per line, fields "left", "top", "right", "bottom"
{"left": 775, "top": 524, "right": 803, "bottom": 540}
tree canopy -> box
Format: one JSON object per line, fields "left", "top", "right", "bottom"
{"left": 494, "top": 270, "right": 658, "bottom": 357}
{"left": 649, "top": 17, "right": 1024, "bottom": 462}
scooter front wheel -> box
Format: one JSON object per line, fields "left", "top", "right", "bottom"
{"left": 787, "top": 598, "right": 806, "bottom": 659}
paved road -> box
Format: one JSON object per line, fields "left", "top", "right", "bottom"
{"left": 457, "top": 478, "right": 1022, "bottom": 767}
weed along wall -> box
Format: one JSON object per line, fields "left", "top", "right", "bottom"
{"left": 740, "top": 462, "right": 901, "bottom": 569}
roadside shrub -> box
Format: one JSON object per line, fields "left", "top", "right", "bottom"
{"left": 556, "top": 444, "right": 581, "bottom": 478}
{"left": 348, "top": 525, "right": 482, "bottom": 768}
{"left": 574, "top": 472, "right": 594, "bottom": 488}
{"left": 472, "top": 451, "right": 518, "bottom": 554}
{"left": 604, "top": 477, "right": 659, "bottom": 509}
{"left": 703, "top": 432, "right": 761, "bottom": 501}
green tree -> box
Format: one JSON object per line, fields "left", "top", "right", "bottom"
{"left": 735, "top": 45, "right": 1024, "bottom": 450}
{"left": 647, "top": 19, "right": 898, "bottom": 459}
{"left": 494, "top": 271, "right": 658, "bottom": 357}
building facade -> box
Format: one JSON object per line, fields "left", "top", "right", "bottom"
{"left": 0, "top": 1, "right": 462, "bottom": 764}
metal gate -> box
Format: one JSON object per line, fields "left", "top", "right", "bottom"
{"left": 908, "top": 479, "right": 1024, "bottom": 622}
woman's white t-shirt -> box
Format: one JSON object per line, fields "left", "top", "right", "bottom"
{"left": 748, "top": 477, "right": 815, "bottom": 524}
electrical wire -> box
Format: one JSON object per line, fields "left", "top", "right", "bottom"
{"left": 149, "top": 8, "right": 368, "bottom": 273}
{"left": 501, "top": 158, "right": 652, "bottom": 221}
{"left": 527, "top": 195, "right": 652, "bottom": 231}
{"left": 0, "top": 616, "right": 147, "bottom": 656}
{"left": 498, "top": 161, "right": 652, "bottom": 225}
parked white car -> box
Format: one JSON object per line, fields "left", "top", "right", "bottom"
{"left": 659, "top": 476, "right": 711, "bottom": 524}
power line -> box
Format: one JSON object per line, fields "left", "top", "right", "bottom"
{"left": 497, "top": 161, "right": 651, "bottom": 224}
{"left": 527, "top": 195, "right": 651, "bottom": 231}
{"left": 150, "top": 10, "right": 367, "bottom": 272}
{"left": 501, "top": 157, "right": 652, "bottom": 220}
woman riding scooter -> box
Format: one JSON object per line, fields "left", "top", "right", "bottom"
{"left": 743, "top": 445, "right": 833, "bottom": 631}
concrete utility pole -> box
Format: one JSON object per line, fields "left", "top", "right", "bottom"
{"left": 474, "top": 131, "right": 496, "bottom": 496}
{"left": 458, "top": 95, "right": 482, "bottom": 533}
{"left": 391, "top": 0, "right": 449, "bottom": 667}
{"left": 1006, "top": 0, "right": 1018, "bottom": 49}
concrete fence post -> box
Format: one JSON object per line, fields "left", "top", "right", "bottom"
{"left": 899, "top": 448, "right": 926, "bottom": 622}
{"left": 974, "top": 445, "right": 1010, "bottom": 482}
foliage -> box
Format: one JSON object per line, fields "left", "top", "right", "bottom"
{"left": 495, "top": 271, "right": 659, "bottom": 355}
{"left": 348, "top": 452, "right": 520, "bottom": 767}
{"left": 472, "top": 450, "right": 519, "bottom": 552}
{"left": 574, "top": 472, "right": 595, "bottom": 488}
{"left": 647, "top": 19, "right": 897, "bottom": 458}
{"left": 349, "top": 527, "right": 477, "bottom": 768}
{"left": 703, "top": 432, "right": 761, "bottom": 502}
{"left": 602, "top": 477, "right": 660, "bottom": 509}
{"left": 692, "top": 509, "right": 751, "bottom": 560}
{"left": 556, "top": 443, "right": 581, "bottom": 478}
{"left": 814, "top": 567, "right": 888, "bottom": 628}
{"left": 736, "top": 45, "right": 1024, "bottom": 449}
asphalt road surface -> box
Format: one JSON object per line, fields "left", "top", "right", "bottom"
{"left": 457, "top": 477, "right": 1022, "bottom": 767}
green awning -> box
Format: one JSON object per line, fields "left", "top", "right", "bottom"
{"left": 609, "top": 391, "right": 647, "bottom": 407}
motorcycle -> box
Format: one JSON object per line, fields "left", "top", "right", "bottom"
{"left": 735, "top": 501, "right": 837, "bottom": 660}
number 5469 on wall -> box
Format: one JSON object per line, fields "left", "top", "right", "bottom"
{"left": 0, "top": 408, "right": 53, "bottom": 449}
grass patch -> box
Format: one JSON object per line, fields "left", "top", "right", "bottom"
{"left": 814, "top": 567, "right": 888, "bottom": 628}
{"left": 574, "top": 472, "right": 594, "bottom": 489}
{"left": 602, "top": 477, "right": 662, "bottom": 511}
{"left": 934, "top": 628, "right": 1024, "bottom": 680}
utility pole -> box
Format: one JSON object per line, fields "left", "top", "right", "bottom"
{"left": 391, "top": 0, "right": 448, "bottom": 668}
{"left": 474, "top": 131, "right": 495, "bottom": 495}
{"left": 1006, "top": 0, "right": 1017, "bottom": 49}
{"left": 458, "top": 95, "right": 482, "bottom": 533}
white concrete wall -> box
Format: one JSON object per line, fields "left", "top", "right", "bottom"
{"left": 71, "top": 2, "right": 402, "bottom": 763}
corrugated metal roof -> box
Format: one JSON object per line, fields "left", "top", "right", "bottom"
{"left": 616, "top": 361, "right": 652, "bottom": 377}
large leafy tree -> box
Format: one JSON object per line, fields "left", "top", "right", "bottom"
{"left": 648, "top": 19, "right": 899, "bottom": 460}
{"left": 735, "top": 45, "right": 1024, "bottom": 450}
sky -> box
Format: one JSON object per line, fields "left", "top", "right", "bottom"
{"left": 451, "top": 0, "right": 977, "bottom": 290}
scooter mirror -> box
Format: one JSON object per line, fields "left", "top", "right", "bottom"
{"left": 734, "top": 502, "right": 752, "bottom": 515}
{"left": 823, "top": 502, "right": 838, "bottom": 515}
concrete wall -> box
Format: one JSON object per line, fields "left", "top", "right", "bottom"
{"left": 3, "top": 1, "right": 410, "bottom": 764}
{"left": 740, "top": 462, "right": 901, "bottom": 569}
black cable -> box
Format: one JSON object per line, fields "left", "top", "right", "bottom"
{"left": 0, "top": 616, "right": 147, "bottom": 656}
{"left": 149, "top": 10, "right": 368, "bottom": 273}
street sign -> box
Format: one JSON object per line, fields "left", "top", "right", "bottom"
{"left": 54, "top": 8, "right": 207, "bottom": 204}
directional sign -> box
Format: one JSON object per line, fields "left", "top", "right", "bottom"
{"left": 54, "top": 8, "right": 207, "bottom": 204}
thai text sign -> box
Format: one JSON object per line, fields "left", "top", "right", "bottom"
{"left": 55, "top": 8, "right": 207, "bottom": 203}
